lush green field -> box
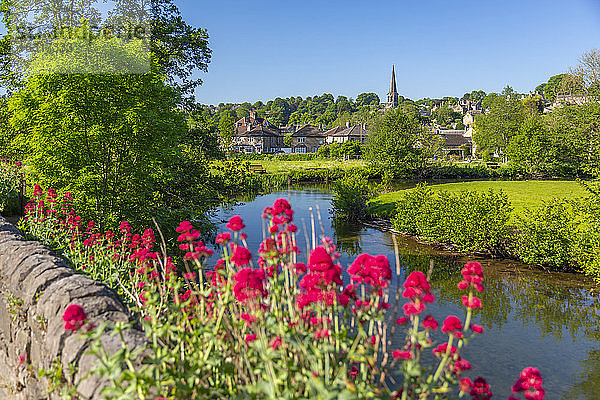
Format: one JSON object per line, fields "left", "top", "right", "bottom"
{"left": 369, "top": 180, "right": 589, "bottom": 218}
{"left": 256, "top": 159, "right": 366, "bottom": 173}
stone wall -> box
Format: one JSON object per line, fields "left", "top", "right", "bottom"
{"left": 0, "top": 216, "right": 145, "bottom": 399}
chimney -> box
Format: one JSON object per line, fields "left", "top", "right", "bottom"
{"left": 250, "top": 110, "right": 257, "bottom": 120}
{"left": 346, "top": 120, "right": 351, "bottom": 128}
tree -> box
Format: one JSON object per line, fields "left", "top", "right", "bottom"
{"left": 366, "top": 108, "right": 440, "bottom": 178}
{"left": 432, "top": 105, "right": 460, "bottom": 127}
{"left": 572, "top": 49, "right": 600, "bottom": 99}
{"left": 217, "top": 112, "right": 236, "bottom": 151}
{"left": 474, "top": 86, "right": 525, "bottom": 162}
{"left": 6, "top": 25, "right": 210, "bottom": 229}
{"left": 505, "top": 114, "right": 553, "bottom": 175}
{"left": 355, "top": 93, "right": 380, "bottom": 107}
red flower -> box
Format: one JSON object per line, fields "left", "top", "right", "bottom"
{"left": 63, "top": 304, "right": 87, "bottom": 331}
{"left": 270, "top": 336, "right": 282, "bottom": 350}
{"left": 511, "top": 367, "right": 545, "bottom": 400}
{"left": 459, "top": 377, "right": 472, "bottom": 392}
{"left": 396, "top": 317, "right": 408, "bottom": 325}
{"left": 461, "top": 261, "right": 484, "bottom": 292}
{"left": 392, "top": 350, "right": 412, "bottom": 359}
{"left": 441, "top": 315, "right": 463, "bottom": 335}
{"left": 471, "top": 324, "right": 484, "bottom": 334}
{"left": 462, "top": 295, "right": 483, "bottom": 309}
{"left": 245, "top": 334, "right": 257, "bottom": 343}
{"left": 470, "top": 377, "right": 493, "bottom": 400}
{"left": 433, "top": 343, "right": 457, "bottom": 357}
{"left": 348, "top": 253, "right": 392, "bottom": 289}
{"left": 401, "top": 271, "right": 434, "bottom": 316}
{"left": 216, "top": 232, "right": 231, "bottom": 244}
{"left": 227, "top": 215, "right": 246, "bottom": 231}
{"left": 233, "top": 268, "right": 267, "bottom": 303}
{"left": 423, "top": 315, "right": 439, "bottom": 330}
{"left": 231, "top": 245, "right": 252, "bottom": 266}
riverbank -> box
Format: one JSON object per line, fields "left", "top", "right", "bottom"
{"left": 365, "top": 180, "right": 600, "bottom": 281}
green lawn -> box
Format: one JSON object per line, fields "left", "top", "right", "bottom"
{"left": 369, "top": 180, "right": 589, "bottom": 218}
{"left": 255, "top": 159, "right": 366, "bottom": 174}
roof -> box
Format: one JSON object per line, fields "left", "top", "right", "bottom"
{"left": 236, "top": 125, "right": 282, "bottom": 138}
{"left": 438, "top": 133, "right": 471, "bottom": 147}
{"left": 292, "top": 124, "right": 325, "bottom": 137}
{"left": 327, "top": 125, "right": 370, "bottom": 138}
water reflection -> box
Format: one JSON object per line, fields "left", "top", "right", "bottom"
{"left": 210, "top": 187, "right": 600, "bottom": 400}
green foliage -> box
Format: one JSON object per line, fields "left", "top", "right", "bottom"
{"left": 392, "top": 185, "right": 513, "bottom": 254}
{"left": 331, "top": 172, "right": 369, "bottom": 220}
{"left": 317, "top": 141, "right": 363, "bottom": 159}
{"left": 515, "top": 199, "right": 578, "bottom": 269}
{"left": 473, "top": 86, "right": 525, "bottom": 161}
{"left": 505, "top": 114, "right": 554, "bottom": 175}
{"left": 366, "top": 108, "right": 439, "bottom": 178}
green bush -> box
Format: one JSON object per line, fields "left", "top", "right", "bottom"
{"left": 514, "top": 200, "right": 578, "bottom": 270}
{"left": 393, "top": 186, "right": 513, "bottom": 253}
{"left": 331, "top": 172, "right": 369, "bottom": 220}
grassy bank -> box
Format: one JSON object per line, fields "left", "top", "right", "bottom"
{"left": 368, "top": 180, "right": 588, "bottom": 219}
{"left": 256, "top": 159, "right": 366, "bottom": 173}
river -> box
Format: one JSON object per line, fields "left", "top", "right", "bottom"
{"left": 209, "top": 186, "right": 600, "bottom": 400}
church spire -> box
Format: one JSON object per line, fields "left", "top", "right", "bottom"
{"left": 387, "top": 65, "right": 399, "bottom": 108}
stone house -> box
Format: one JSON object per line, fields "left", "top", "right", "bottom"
{"left": 325, "top": 124, "right": 370, "bottom": 144}
{"left": 233, "top": 125, "right": 283, "bottom": 153}
{"left": 290, "top": 124, "right": 326, "bottom": 153}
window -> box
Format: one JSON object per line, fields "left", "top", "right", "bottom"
{"left": 295, "top": 146, "right": 306, "bottom": 153}
{"left": 318, "top": 140, "right": 323, "bottom": 145}
{"left": 298, "top": 137, "right": 305, "bottom": 143}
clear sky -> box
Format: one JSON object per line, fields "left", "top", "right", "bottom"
{"left": 180, "top": 0, "right": 600, "bottom": 105}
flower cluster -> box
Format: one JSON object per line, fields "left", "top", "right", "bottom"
{"left": 63, "top": 304, "right": 88, "bottom": 331}
{"left": 509, "top": 367, "right": 545, "bottom": 400}
{"left": 402, "top": 271, "right": 434, "bottom": 316}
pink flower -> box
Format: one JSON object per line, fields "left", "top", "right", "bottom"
{"left": 348, "top": 253, "right": 392, "bottom": 289}
{"left": 392, "top": 350, "right": 412, "bottom": 359}
{"left": 17, "top": 354, "right": 26, "bottom": 366}
{"left": 176, "top": 221, "right": 194, "bottom": 233}
{"left": 459, "top": 377, "right": 472, "bottom": 392}
{"left": 270, "top": 336, "right": 282, "bottom": 350}
{"left": 462, "top": 295, "right": 483, "bottom": 309}
{"left": 216, "top": 232, "right": 231, "bottom": 244}
{"left": 423, "top": 315, "right": 439, "bottom": 330}
{"left": 233, "top": 268, "right": 267, "bottom": 303}
{"left": 470, "top": 377, "right": 492, "bottom": 399}
{"left": 239, "top": 313, "right": 257, "bottom": 325}
{"left": 63, "top": 304, "right": 87, "bottom": 331}
{"left": 245, "top": 334, "right": 257, "bottom": 343}
{"left": 231, "top": 245, "right": 252, "bottom": 266}
{"left": 226, "top": 215, "right": 245, "bottom": 231}
{"left": 432, "top": 343, "right": 457, "bottom": 357}
{"left": 511, "top": 367, "right": 545, "bottom": 400}
{"left": 461, "top": 261, "right": 484, "bottom": 292}
{"left": 396, "top": 317, "right": 408, "bottom": 325}
{"left": 471, "top": 324, "right": 485, "bottom": 334}
{"left": 401, "top": 271, "right": 434, "bottom": 316}
{"left": 441, "top": 315, "right": 463, "bottom": 335}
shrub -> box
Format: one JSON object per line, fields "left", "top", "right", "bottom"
{"left": 393, "top": 187, "right": 513, "bottom": 254}
{"left": 514, "top": 200, "right": 578, "bottom": 270}
{"left": 331, "top": 172, "right": 369, "bottom": 220}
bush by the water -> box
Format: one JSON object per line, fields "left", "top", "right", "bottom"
{"left": 331, "top": 172, "right": 369, "bottom": 220}
{"left": 393, "top": 184, "right": 513, "bottom": 254}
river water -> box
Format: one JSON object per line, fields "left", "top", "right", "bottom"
{"left": 209, "top": 187, "right": 600, "bottom": 399}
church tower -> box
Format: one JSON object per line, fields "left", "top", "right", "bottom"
{"left": 387, "top": 65, "right": 399, "bottom": 108}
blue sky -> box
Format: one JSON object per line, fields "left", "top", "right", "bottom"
{"left": 2, "top": 1, "right": 599, "bottom": 104}
{"left": 180, "top": 0, "right": 600, "bottom": 105}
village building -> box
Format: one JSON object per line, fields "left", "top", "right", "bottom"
{"left": 234, "top": 111, "right": 273, "bottom": 135}
{"left": 232, "top": 124, "right": 283, "bottom": 154}
{"left": 290, "top": 124, "right": 326, "bottom": 153}
{"left": 435, "top": 128, "right": 473, "bottom": 159}
{"left": 325, "top": 123, "right": 370, "bottom": 144}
